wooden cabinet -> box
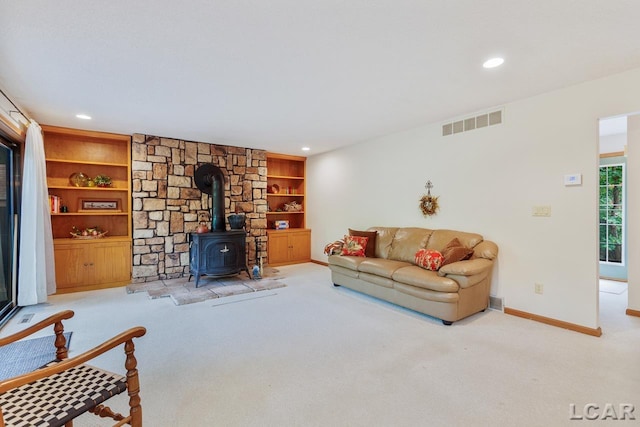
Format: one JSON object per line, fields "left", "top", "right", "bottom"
{"left": 266, "top": 229, "right": 311, "bottom": 266}
{"left": 43, "top": 125, "right": 132, "bottom": 293}
{"left": 266, "top": 153, "right": 310, "bottom": 265}
{"left": 53, "top": 239, "right": 132, "bottom": 292}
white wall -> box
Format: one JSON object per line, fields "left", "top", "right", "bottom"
{"left": 307, "top": 66, "right": 640, "bottom": 330}
{"left": 626, "top": 116, "right": 640, "bottom": 312}
{"left": 599, "top": 133, "right": 626, "bottom": 154}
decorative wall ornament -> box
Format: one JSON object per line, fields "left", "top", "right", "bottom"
{"left": 419, "top": 181, "right": 439, "bottom": 216}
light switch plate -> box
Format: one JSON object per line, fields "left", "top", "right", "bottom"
{"left": 532, "top": 206, "right": 552, "bottom": 217}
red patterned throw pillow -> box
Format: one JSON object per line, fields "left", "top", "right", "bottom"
{"left": 349, "top": 229, "right": 377, "bottom": 257}
{"left": 414, "top": 249, "right": 444, "bottom": 271}
{"left": 341, "top": 235, "right": 369, "bottom": 257}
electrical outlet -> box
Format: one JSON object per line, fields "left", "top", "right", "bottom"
{"left": 534, "top": 283, "right": 544, "bottom": 294}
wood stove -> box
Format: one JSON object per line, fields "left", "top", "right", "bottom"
{"left": 189, "top": 231, "right": 250, "bottom": 287}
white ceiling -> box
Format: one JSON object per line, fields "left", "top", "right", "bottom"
{"left": 2, "top": 1, "right": 640, "bottom": 156}
{"left": 599, "top": 116, "right": 627, "bottom": 136}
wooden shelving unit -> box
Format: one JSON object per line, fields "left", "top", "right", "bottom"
{"left": 266, "top": 153, "right": 310, "bottom": 266}
{"left": 42, "top": 125, "right": 132, "bottom": 293}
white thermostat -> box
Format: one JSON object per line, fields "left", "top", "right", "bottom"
{"left": 564, "top": 174, "right": 582, "bottom": 186}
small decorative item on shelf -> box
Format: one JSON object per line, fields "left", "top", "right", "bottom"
{"left": 49, "top": 195, "right": 62, "bottom": 213}
{"left": 267, "top": 184, "right": 279, "bottom": 194}
{"left": 69, "top": 172, "right": 89, "bottom": 187}
{"left": 274, "top": 220, "right": 289, "bottom": 229}
{"left": 79, "top": 199, "right": 120, "bottom": 212}
{"left": 70, "top": 226, "right": 108, "bottom": 239}
{"left": 93, "top": 174, "right": 112, "bottom": 187}
{"left": 284, "top": 201, "right": 303, "bottom": 212}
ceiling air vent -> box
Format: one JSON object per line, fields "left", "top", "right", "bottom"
{"left": 442, "top": 108, "right": 503, "bottom": 136}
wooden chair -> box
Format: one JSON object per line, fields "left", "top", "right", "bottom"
{"left": 0, "top": 310, "right": 146, "bottom": 427}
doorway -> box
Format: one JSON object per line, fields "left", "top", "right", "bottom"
{"left": 598, "top": 116, "right": 629, "bottom": 327}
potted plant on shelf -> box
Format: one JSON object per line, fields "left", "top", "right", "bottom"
{"left": 93, "top": 174, "right": 112, "bottom": 187}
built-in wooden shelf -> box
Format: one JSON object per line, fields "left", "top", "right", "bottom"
{"left": 266, "top": 153, "right": 310, "bottom": 266}
{"left": 43, "top": 125, "right": 132, "bottom": 293}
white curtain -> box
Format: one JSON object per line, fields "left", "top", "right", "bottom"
{"left": 18, "top": 121, "right": 56, "bottom": 305}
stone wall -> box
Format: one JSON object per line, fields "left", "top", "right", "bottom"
{"left": 131, "top": 134, "right": 267, "bottom": 282}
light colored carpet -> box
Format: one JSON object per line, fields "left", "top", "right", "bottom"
{"left": 126, "top": 267, "right": 285, "bottom": 305}
{"left": 2, "top": 263, "right": 638, "bottom": 427}
{"left": 599, "top": 279, "right": 627, "bottom": 295}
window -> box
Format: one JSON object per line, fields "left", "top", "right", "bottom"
{"left": 599, "top": 164, "right": 624, "bottom": 264}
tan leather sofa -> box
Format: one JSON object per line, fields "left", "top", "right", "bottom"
{"left": 328, "top": 227, "right": 498, "bottom": 325}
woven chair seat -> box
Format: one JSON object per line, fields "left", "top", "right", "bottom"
{"left": 0, "top": 363, "right": 126, "bottom": 427}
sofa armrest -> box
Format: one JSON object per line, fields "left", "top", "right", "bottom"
{"left": 437, "top": 258, "right": 493, "bottom": 277}
{"left": 472, "top": 240, "right": 498, "bottom": 260}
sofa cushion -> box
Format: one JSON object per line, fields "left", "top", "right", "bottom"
{"left": 440, "top": 238, "right": 474, "bottom": 266}
{"left": 394, "top": 282, "right": 459, "bottom": 303}
{"left": 349, "top": 229, "right": 377, "bottom": 257}
{"left": 358, "top": 258, "right": 410, "bottom": 279}
{"left": 358, "top": 272, "right": 395, "bottom": 289}
{"left": 366, "top": 227, "right": 399, "bottom": 259}
{"left": 329, "top": 264, "right": 360, "bottom": 279}
{"left": 328, "top": 254, "right": 368, "bottom": 270}
{"left": 427, "top": 229, "right": 483, "bottom": 252}
{"left": 341, "top": 235, "right": 368, "bottom": 257}
{"left": 392, "top": 265, "right": 460, "bottom": 293}
{"left": 414, "top": 249, "right": 444, "bottom": 271}
{"left": 388, "top": 228, "right": 433, "bottom": 263}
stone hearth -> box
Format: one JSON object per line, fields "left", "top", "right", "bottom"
{"left": 131, "top": 134, "right": 267, "bottom": 282}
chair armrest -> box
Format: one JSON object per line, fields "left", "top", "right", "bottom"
{"left": 0, "top": 326, "right": 146, "bottom": 393}
{"left": 437, "top": 258, "right": 493, "bottom": 277}
{"left": 0, "top": 310, "right": 74, "bottom": 360}
{"left": 0, "top": 310, "right": 74, "bottom": 346}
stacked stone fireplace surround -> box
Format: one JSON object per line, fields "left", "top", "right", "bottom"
{"left": 131, "top": 133, "right": 267, "bottom": 283}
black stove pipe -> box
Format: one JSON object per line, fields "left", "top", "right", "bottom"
{"left": 208, "top": 168, "right": 225, "bottom": 231}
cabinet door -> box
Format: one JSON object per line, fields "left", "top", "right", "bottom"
{"left": 93, "top": 242, "right": 132, "bottom": 284}
{"left": 201, "top": 236, "right": 245, "bottom": 275}
{"left": 289, "top": 230, "right": 311, "bottom": 262}
{"left": 54, "top": 245, "right": 91, "bottom": 289}
{"left": 267, "top": 233, "right": 290, "bottom": 265}
{"left": 54, "top": 241, "right": 131, "bottom": 292}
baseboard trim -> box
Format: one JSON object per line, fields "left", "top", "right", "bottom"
{"left": 599, "top": 276, "right": 627, "bottom": 283}
{"left": 626, "top": 308, "right": 640, "bottom": 318}
{"left": 311, "top": 259, "right": 328, "bottom": 266}
{"left": 504, "top": 307, "right": 602, "bottom": 337}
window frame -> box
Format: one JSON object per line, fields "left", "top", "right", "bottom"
{"left": 599, "top": 162, "right": 625, "bottom": 266}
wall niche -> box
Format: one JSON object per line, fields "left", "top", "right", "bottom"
{"left": 131, "top": 133, "right": 267, "bottom": 282}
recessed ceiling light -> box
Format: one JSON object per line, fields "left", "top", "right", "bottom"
{"left": 483, "top": 57, "right": 504, "bottom": 69}
{"left": 75, "top": 114, "right": 92, "bottom": 120}
{"left": 301, "top": 147, "right": 310, "bottom": 152}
